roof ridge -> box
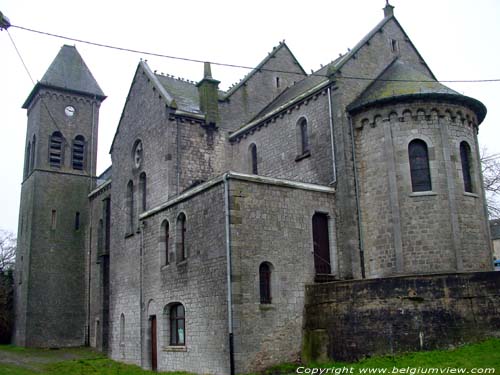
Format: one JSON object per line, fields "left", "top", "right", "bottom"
{"left": 154, "top": 71, "right": 198, "bottom": 85}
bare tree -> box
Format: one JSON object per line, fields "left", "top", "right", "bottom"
{"left": 0, "top": 230, "right": 16, "bottom": 273}
{"left": 481, "top": 149, "right": 500, "bottom": 219}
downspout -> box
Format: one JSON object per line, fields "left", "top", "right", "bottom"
{"left": 86, "top": 228, "right": 92, "bottom": 346}
{"left": 327, "top": 86, "right": 337, "bottom": 184}
{"left": 139, "top": 221, "right": 145, "bottom": 367}
{"left": 223, "top": 173, "right": 235, "bottom": 375}
{"left": 348, "top": 115, "right": 366, "bottom": 278}
{"left": 176, "top": 118, "right": 181, "bottom": 195}
{"left": 86, "top": 97, "right": 96, "bottom": 345}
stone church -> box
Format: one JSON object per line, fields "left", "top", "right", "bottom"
{"left": 14, "top": 4, "right": 493, "bottom": 374}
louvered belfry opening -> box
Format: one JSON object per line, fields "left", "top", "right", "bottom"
{"left": 72, "top": 135, "right": 85, "bottom": 170}
{"left": 49, "top": 131, "right": 64, "bottom": 167}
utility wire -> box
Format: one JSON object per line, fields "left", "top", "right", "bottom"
{"left": 7, "top": 29, "right": 35, "bottom": 84}
{"left": 9, "top": 24, "right": 500, "bottom": 84}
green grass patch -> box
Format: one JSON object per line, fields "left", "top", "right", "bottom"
{"left": 0, "top": 339, "right": 499, "bottom": 375}
{"left": 289, "top": 338, "right": 500, "bottom": 374}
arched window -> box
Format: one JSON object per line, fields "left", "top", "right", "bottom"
{"left": 72, "top": 135, "right": 85, "bottom": 170}
{"left": 127, "top": 181, "right": 135, "bottom": 234}
{"left": 139, "top": 172, "right": 147, "bottom": 212}
{"left": 49, "top": 131, "right": 64, "bottom": 168}
{"left": 161, "top": 220, "right": 170, "bottom": 265}
{"left": 259, "top": 262, "right": 272, "bottom": 304}
{"left": 119, "top": 313, "right": 125, "bottom": 345}
{"left": 460, "top": 141, "right": 473, "bottom": 193}
{"left": 409, "top": 139, "right": 432, "bottom": 192}
{"left": 176, "top": 213, "right": 187, "bottom": 261}
{"left": 170, "top": 303, "right": 185, "bottom": 346}
{"left": 297, "top": 118, "right": 309, "bottom": 156}
{"left": 249, "top": 143, "right": 258, "bottom": 175}
{"left": 30, "top": 135, "right": 36, "bottom": 172}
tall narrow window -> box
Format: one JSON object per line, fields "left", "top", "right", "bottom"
{"left": 127, "top": 181, "right": 135, "bottom": 234}
{"left": 75, "top": 212, "right": 80, "bottom": 230}
{"left": 72, "top": 135, "right": 85, "bottom": 170}
{"left": 139, "top": 172, "right": 147, "bottom": 212}
{"left": 104, "top": 198, "right": 111, "bottom": 251}
{"left": 119, "top": 313, "right": 125, "bottom": 345}
{"left": 98, "top": 219, "right": 104, "bottom": 253}
{"left": 49, "top": 131, "right": 64, "bottom": 168}
{"left": 161, "top": 220, "right": 170, "bottom": 265}
{"left": 249, "top": 143, "right": 258, "bottom": 175}
{"left": 24, "top": 143, "right": 31, "bottom": 177}
{"left": 297, "top": 118, "right": 309, "bottom": 156}
{"left": 170, "top": 304, "right": 185, "bottom": 346}
{"left": 460, "top": 141, "right": 473, "bottom": 193}
{"left": 176, "top": 213, "right": 187, "bottom": 261}
{"left": 409, "top": 139, "right": 432, "bottom": 192}
{"left": 51, "top": 210, "right": 57, "bottom": 230}
{"left": 30, "top": 135, "right": 36, "bottom": 171}
{"left": 259, "top": 262, "right": 272, "bottom": 304}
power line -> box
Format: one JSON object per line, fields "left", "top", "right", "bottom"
{"left": 9, "top": 23, "right": 500, "bottom": 85}
{"left": 6, "top": 29, "right": 34, "bottom": 84}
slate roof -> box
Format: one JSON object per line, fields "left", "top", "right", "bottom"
{"left": 23, "top": 45, "right": 105, "bottom": 108}
{"left": 155, "top": 74, "right": 202, "bottom": 114}
{"left": 347, "top": 59, "right": 487, "bottom": 123}
{"left": 490, "top": 219, "right": 500, "bottom": 240}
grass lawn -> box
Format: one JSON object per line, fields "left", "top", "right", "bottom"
{"left": 1, "top": 339, "right": 499, "bottom": 375}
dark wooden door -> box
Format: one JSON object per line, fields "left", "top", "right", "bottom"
{"left": 150, "top": 315, "right": 157, "bottom": 371}
{"left": 312, "top": 213, "right": 331, "bottom": 274}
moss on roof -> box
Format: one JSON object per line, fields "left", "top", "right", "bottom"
{"left": 155, "top": 74, "right": 201, "bottom": 114}
{"left": 348, "top": 59, "right": 486, "bottom": 123}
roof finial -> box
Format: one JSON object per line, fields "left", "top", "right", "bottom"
{"left": 383, "top": 0, "right": 394, "bottom": 17}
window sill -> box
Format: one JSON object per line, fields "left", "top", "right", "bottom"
{"left": 409, "top": 191, "right": 437, "bottom": 197}
{"left": 177, "top": 259, "right": 188, "bottom": 266}
{"left": 124, "top": 232, "right": 134, "bottom": 239}
{"left": 163, "top": 346, "right": 187, "bottom": 352}
{"left": 259, "top": 304, "right": 275, "bottom": 311}
{"left": 160, "top": 264, "right": 170, "bottom": 270}
{"left": 464, "top": 192, "right": 479, "bottom": 198}
{"left": 295, "top": 151, "right": 311, "bottom": 162}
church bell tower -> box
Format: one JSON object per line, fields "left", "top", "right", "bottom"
{"left": 14, "top": 45, "right": 105, "bottom": 347}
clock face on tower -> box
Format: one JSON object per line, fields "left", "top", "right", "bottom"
{"left": 65, "top": 105, "right": 75, "bottom": 117}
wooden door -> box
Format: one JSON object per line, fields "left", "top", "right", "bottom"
{"left": 150, "top": 315, "right": 157, "bottom": 371}
{"left": 312, "top": 213, "right": 331, "bottom": 274}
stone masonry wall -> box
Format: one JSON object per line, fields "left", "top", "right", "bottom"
{"left": 352, "top": 101, "right": 491, "bottom": 277}
{"left": 229, "top": 178, "right": 336, "bottom": 373}
{"left": 230, "top": 92, "right": 334, "bottom": 186}
{"left": 139, "top": 183, "right": 230, "bottom": 375}
{"left": 219, "top": 45, "right": 306, "bottom": 130}
{"left": 304, "top": 272, "right": 500, "bottom": 362}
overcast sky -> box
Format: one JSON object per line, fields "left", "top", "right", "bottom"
{"left": 1, "top": 0, "right": 499, "bottom": 234}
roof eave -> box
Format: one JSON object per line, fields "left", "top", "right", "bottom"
{"left": 347, "top": 92, "right": 487, "bottom": 124}
{"left": 22, "top": 82, "right": 107, "bottom": 109}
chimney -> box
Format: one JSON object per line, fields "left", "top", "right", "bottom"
{"left": 196, "top": 62, "right": 220, "bottom": 126}
{"left": 383, "top": 0, "right": 394, "bottom": 17}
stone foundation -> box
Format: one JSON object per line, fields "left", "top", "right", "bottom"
{"left": 304, "top": 272, "right": 500, "bottom": 362}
